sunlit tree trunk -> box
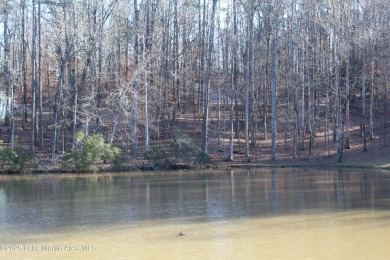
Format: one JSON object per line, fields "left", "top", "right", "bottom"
{"left": 2, "top": 1, "right": 15, "bottom": 149}
{"left": 335, "top": 30, "right": 342, "bottom": 163}
{"left": 369, "top": 59, "right": 375, "bottom": 140}
{"left": 30, "top": 0, "right": 37, "bottom": 153}
{"left": 381, "top": 36, "right": 388, "bottom": 146}
{"left": 227, "top": 1, "right": 237, "bottom": 162}
{"left": 345, "top": 45, "right": 351, "bottom": 149}
{"left": 131, "top": 0, "right": 140, "bottom": 155}
{"left": 244, "top": 14, "right": 250, "bottom": 159}
{"left": 21, "top": 0, "right": 28, "bottom": 129}
{"left": 51, "top": 63, "right": 64, "bottom": 159}
{"left": 38, "top": 0, "right": 43, "bottom": 149}
{"left": 201, "top": 0, "right": 217, "bottom": 154}
{"left": 271, "top": 21, "right": 277, "bottom": 161}
{"left": 361, "top": 51, "right": 368, "bottom": 152}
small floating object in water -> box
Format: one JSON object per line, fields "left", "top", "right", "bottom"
{"left": 177, "top": 231, "right": 185, "bottom": 236}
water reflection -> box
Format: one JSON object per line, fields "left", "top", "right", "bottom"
{"left": 0, "top": 169, "right": 389, "bottom": 236}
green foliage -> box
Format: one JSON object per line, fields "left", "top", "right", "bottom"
{"left": 74, "top": 131, "right": 85, "bottom": 144}
{"left": 0, "top": 143, "right": 34, "bottom": 174}
{"left": 61, "top": 134, "right": 121, "bottom": 172}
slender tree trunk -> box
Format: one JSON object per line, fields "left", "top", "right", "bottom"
{"left": 361, "top": 51, "right": 368, "bottom": 152}
{"left": 307, "top": 32, "right": 314, "bottom": 156}
{"left": 227, "top": 1, "right": 237, "bottom": 162}
{"left": 30, "top": 0, "right": 37, "bottom": 153}
{"left": 143, "top": 33, "right": 149, "bottom": 154}
{"left": 21, "top": 0, "right": 28, "bottom": 129}
{"left": 335, "top": 35, "right": 342, "bottom": 163}
{"left": 197, "top": 0, "right": 206, "bottom": 115}
{"left": 227, "top": 65, "right": 235, "bottom": 161}
{"left": 172, "top": 0, "right": 179, "bottom": 125}
{"left": 10, "top": 84, "right": 15, "bottom": 151}
{"left": 38, "top": 0, "right": 43, "bottom": 149}
{"left": 143, "top": 0, "right": 153, "bottom": 156}
{"left": 300, "top": 42, "right": 305, "bottom": 151}
{"left": 2, "top": 2, "right": 14, "bottom": 149}
{"left": 294, "top": 70, "right": 298, "bottom": 159}
{"left": 382, "top": 37, "right": 388, "bottom": 146}
{"left": 201, "top": 0, "right": 217, "bottom": 154}
{"left": 249, "top": 11, "right": 256, "bottom": 149}
{"left": 325, "top": 36, "right": 331, "bottom": 157}
{"left": 72, "top": 92, "right": 77, "bottom": 150}
{"left": 271, "top": 22, "right": 277, "bottom": 161}
{"left": 369, "top": 60, "right": 375, "bottom": 140}
{"left": 144, "top": 71, "right": 149, "bottom": 155}
{"left": 244, "top": 15, "right": 250, "bottom": 159}
{"left": 345, "top": 46, "right": 351, "bottom": 149}
{"left": 131, "top": 0, "right": 140, "bottom": 155}
{"left": 284, "top": 30, "right": 291, "bottom": 152}
{"left": 51, "top": 64, "right": 64, "bottom": 159}
{"left": 326, "top": 82, "right": 330, "bottom": 157}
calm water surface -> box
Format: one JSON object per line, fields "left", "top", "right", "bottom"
{"left": 0, "top": 168, "right": 390, "bottom": 259}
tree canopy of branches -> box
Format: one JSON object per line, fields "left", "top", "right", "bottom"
{"left": 0, "top": 0, "right": 389, "bottom": 163}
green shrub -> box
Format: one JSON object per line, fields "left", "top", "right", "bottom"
{"left": 0, "top": 145, "right": 34, "bottom": 174}
{"left": 61, "top": 133, "right": 121, "bottom": 172}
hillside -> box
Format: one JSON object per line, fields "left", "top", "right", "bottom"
{"left": 1, "top": 0, "right": 390, "bottom": 173}
{"left": 1, "top": 97, "right": 389, "bottom": 173}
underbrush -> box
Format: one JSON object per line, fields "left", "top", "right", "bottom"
{"left": 144, "top": 130, "right": 210, "bottom": 170}
{"left": 61, "top": 132, "right": 122, "bottom": 173}
{"left": 0, "top": 141, "right": 35, "bottom": 174}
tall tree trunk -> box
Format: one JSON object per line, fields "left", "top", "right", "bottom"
{"left": 361, "top": 51, "right": 368, "bottom": 152}
{"left": 131, "top": 0, "right": 140, "bottom": 155}
{"left": 249, "top": 11, "right": 256, "bottom": 149}
{"left": 227, "top": 1, "right": 237, "bottom": 162}
{"left": 2, "top": 1, "right": 14, "bottom": 149}
{"left": 38, "top": 0, "right": 43, "bottom": 149}
{"left": 30, "top": 0, "right": 37, "bottom": 153}
{"left": 144, "top": 71, "right": 149, "bottom": 155}
{"left": 381, "top": 37, "right": 388, "bottom": 146}
{"left": 369, "top": 60, "right": 375, "bottom": 140}
{"left": 300, "top": 42, "right": 305, "bottom": 152}
{"left": 345, "top": 46, "right": 351, "bottom": 149}
{"left": 271, "top": 23, "right": 277, "bottom": 161}
{"left": 51, "top": 63, "right": 64, "bottom": 159}
{"left": 201, "top": 0, "right": 217, "bottom": 154}
{"left": 143, "top": 0, "right": 154, "bottom": 156}
{"left": 227, "top": 63, "right": 235, "bottom": 161}
{"left": 244, "top": 13, "right": 251, "bottom": 159}
{"left": 335, "top": 33, "right": 342, "bottom": 163}
{"left": 21, "top": 0, "right": 28, "bottom": 129}
{"left": 325, "top": 36, "right": 331, "bottom": 158}
{"left": 172, "top": 0, "right": 179, "bottom": 125}
{"left": 197, "top": 0, "right": 206, "bottom": 115}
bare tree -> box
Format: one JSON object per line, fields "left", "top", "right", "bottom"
{"left": 201, "top": 0, "right": 217, "bottom": 154}
{"left": 131, "top": 0, "right": 140, "bottom": 155}
{"left": 270, "top": 4, "right": 278, "bottom": 161}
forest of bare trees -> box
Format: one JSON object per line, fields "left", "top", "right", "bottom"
{"left": 0, "top": 0, "right": 389, "bottom": 166}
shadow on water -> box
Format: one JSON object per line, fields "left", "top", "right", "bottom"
{"left": 0, "top": 168, "right": 390, "bottom": 235}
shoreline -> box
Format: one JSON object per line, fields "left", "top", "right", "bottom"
{"left": 1, "top": 157, "right": 389, "bottom": 175}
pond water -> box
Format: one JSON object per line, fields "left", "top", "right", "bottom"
{"left": 0, "top": 168, "right": 390, "bottom": 259}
